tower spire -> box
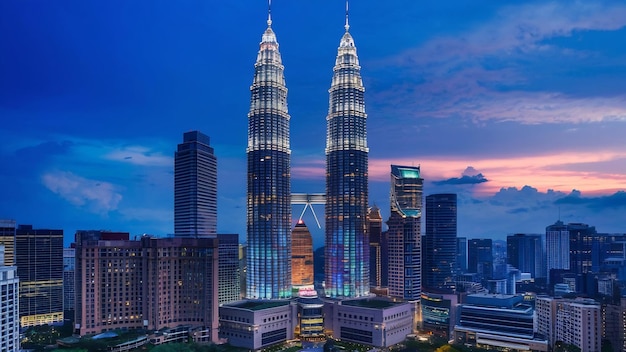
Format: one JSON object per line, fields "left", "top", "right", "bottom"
{"left": 345, "top": 0, "right": 350, "bottom": 31}
{"left": 267, "top": 0, "right": 272, "bottom": 27}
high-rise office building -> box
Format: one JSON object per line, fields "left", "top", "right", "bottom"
{"left": 218, "top": 233, "right": 241, "bottom": 305}
{"left": 507, "top": 234, "right": 544, "bottom": 279}
{"left": 368, "top": 206, "right": 387, "bottom": 288}
{"left": 0, "top": 219, "right": 16, "bottom": 266}
{"left": 456, "top": 237, "right": 467, "bottom": 273}
{"left": 324, "top": 6, "right": 369, "bottom": 299}
{"left": 175, "top": 130, "right": 217, "bottom": 237}
{"left": 16, "top": 225, "right": 64, "bottom": 327}
{"left": 0, "top": 246, "right": 19, "bottom": 351}
{"left": 467, "top": 238, "right": 493, "bottom": 280}
{"left": 546, "top": 220, "right": 570, "bottom": 282}
{"left": 424, "top": 194, "right": 457, "bottom": 291}
{"left": 63, "top": 247, "right": 76, "bottom": 320}
{"left": 246, "top": 8, "right": 292, "bottom": 300}
{"left": 291, "top": 220, "right": 314, "bottom": 287}
{"left": 387, "top": 165, "right": 422, "bottom": 301}
{"left": 75, "top": 231, "right": 219, "bottom": 340}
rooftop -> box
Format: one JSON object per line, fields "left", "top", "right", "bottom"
{"left": 231, "top": 300, "right": 290, "bottom": 311}
{"left": 341, "top": 298, "right": 404, "bottom": 309}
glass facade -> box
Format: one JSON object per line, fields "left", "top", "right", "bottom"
{"left": 387, "top": 165, "right": 422, "bottom": 301}
{"left": 246, "top": 15, "right": 292, "bottom": 299}
{"left": 424, "top": 194, "right": 457, "bottom": 291}
{"left": 15, "top": 225, "right": 64, "bottom": 327}
{"left": 325, "top": 22, "right": 369, "bottom": 298}
{"left": 174, "top": 130, "right": 218, "bottom": 237}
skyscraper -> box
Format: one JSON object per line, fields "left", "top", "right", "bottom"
{"left": 291, "top": 220, "right": 314, "bottom": 287}
{"left": 63, "top": 247, "right": 76, "bottom": 320}
{"left": 424, "top": 194, "right": 457, "bottom": 291}
{"left": 467, "top": 238, "right": 493, "bottom": 280}
{"left": 546, "top": 220, "right": 569, "bottom": 283}
{"left": 15, "top": 225, "right": 64, "bottom": 327}
{"left": 324, "top": 5, "right": 369, "bottom": 299}
{"left": 246, "top": 7, "right": 292, "bottom": 299}
{"left": 456, "top": 237, "right": 467, "bottom": 273}
{"left": 387, "top": 165, "right": 422, "bottom": 301}
{"left": 174, "top": 130, "right": 217, "bottom": 237}
{"left": 507, "top": 233, "right": 544, "bottom": 279}
{"left": 368, "top": 206, "right": 387, "bottom": 288}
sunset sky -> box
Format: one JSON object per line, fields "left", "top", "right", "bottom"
{"left": 1, "top": 0, "right": 625, "bottom": 247}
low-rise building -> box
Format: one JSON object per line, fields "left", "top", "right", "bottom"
{"left": 454, "top": 293, "right": 548, "bottom": 352}
{"left": 218, "top": 300, "right": 297, "bottom": 350}
{"left": 325, "top": 297, "right": 412, "bottom": 348}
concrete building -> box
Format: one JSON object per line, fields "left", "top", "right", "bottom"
{"left": 219, "top": 300, "right": 297, "bottom": 350}
{"left": 0, "top": 220, "right": 16, "bottom": 266}
{"left": 0, "top": 246, "right": 20, "bottom": 351}
{"left": 454, "top": 294, "right": 548, "bottom": 351}
{"left": 536, "top": 296, "right": 601, "bottom": 352}
{"left": 368, "top": 206, "right": 387, "bottom": 289}
{"left": 75, "top": 231, "right": 219, "bottom": 340}
{"left": 325, "top": 297, "right": 413, "bottom": 348}
{"left": 218, "top": 233, "right": 241, "bottom": 305}
{"left": 420, "top": 291, "right": 459, "bottom": 339}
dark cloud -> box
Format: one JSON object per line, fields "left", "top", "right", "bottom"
{"left": 555, "top": 190, "right": 626, "bottom": 210}
{"left": 434, "top": 173, "right": 488, "bottom": 185}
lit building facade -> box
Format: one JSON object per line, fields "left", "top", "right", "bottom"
{"left": 387, "top": 165, "right": 422, "bottom": 301}
{"left": 420, "top": 291, "right": 458, "bottom": 339}
{"left": 546, "top": 220, "right": 570, "bottom": 282}
{"left": 424, "top": 194, "right": 457, "bottom": 291}
{"left": 75, "top": 231, "right": 219, "bottom": 340}
{"left": 291, "top": 220, "right": 314, "bottom": 287}
{"left": 554, "top": 298, "right": 601, "bottom": 352}
{"left": 368, "top": 206, "right": 387, "bottom": 288}
{"left": 218, "top": 234, "right": 241, "bottom": 305}
{"left": 454, "top": 294, "right": 548, "bottom": 351}
{"left": 325, "top": 297, "right": 413, "bottom": 348}
{"left": 0, "top": 246, "right": 19, "bottom": 352}
{"left": 174, "top": 130, "right": 218, "bottom": 237}
{"left": 246, "top": 9, "right": 292, "bottom": 300}
{"left": 325, "top": 10, "right": 369, "bottom": 299}
{"left": 63, "top": 247, "right": 76, "bottom": 320}
{"left": 16, "top": 225, "right": 64, "bottom": 327}
{"left": 219, "top": 300, "right": 297, "bottom": 350}
{"left": 0, "top": 220, "right": 16, "bottom": 266}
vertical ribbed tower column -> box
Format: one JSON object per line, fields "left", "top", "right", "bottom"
{"left": 324, "top": 6, "right": 369, "bottom": 298}
{"left": 246, "top": 9, "right": 292, "bottom": 300}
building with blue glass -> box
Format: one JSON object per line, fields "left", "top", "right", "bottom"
{"left": 174, "top": 130, "right": 217, "bottom": 238}
{"left": 424, "top": 194, "right": 457, "bottom": 291}
{"left": 387, "top": 165, "right": 422, "bottom": 301}
{"left": 246, "top": 9, "right": 292, "bottom": 300}
{"left": 324, "top": 9, "right": 369, "bottom": 299}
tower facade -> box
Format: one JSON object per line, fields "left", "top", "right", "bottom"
{"left": 467, "top": 238, "right": 493, "bottom": 280}
{"left": 16, "top": 225, "right": 64, "bottom": 327}
{"left": 246, "top": 11, "right": 292, "bottom": 299}
{"left": 0, "top": 219, "right": 16, "bottom": 266}
{"left": 324, "top": 11, "right": 369, "bottom": 298}
{"left": 424, "top": 194, "right": 457, "bottom": 291}
{"left": 218, "top": 233, "right": 241, "bottom": 305}
{"left": 507, "top": 234, "right": 544, "bottom": 278}
{"left": 174, "top": 130, "right": 218, "bottom": 237}
{"left": 387, "top": 165, "right": 422, "bottom": 301}
{"left": 291, "top": 220, "right": 314, "bottom": 287}
{"left": 368, "top": 206, "right": 386, "bottom": 288}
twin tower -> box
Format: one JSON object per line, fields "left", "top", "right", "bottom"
{"left": 246, "top": 3, "right": 369, "bottom": 300}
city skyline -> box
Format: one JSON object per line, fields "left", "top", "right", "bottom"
{"left": 1, "top": 1, "right": 626, "bottom": 247}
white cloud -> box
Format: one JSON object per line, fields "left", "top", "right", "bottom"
{"left": 42, "top": 171, "right": 122, "bottom": 214}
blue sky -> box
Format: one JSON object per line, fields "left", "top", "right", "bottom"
{"left": 1, "top": 0, "right": 625, "bottom": 247}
